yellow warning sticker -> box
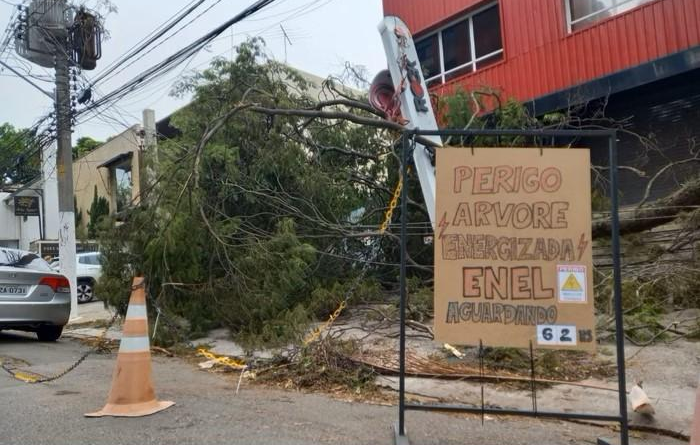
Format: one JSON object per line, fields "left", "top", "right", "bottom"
{"left": 557, "top": 265, "right": 586, "bottom": 303}
{"left": 561, "top": 273, "right": 583, "bottom": 292}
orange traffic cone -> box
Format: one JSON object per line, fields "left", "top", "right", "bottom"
{"left": 86, "top": 277, "right": 174, "bottom": 417}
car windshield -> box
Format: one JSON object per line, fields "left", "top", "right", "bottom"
{"left": 0, "top": 249, "right": 52, "bottom": 272}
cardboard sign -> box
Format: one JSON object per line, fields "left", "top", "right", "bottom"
{"left": 434, "top": 148, "right": 596, "bottom": 351}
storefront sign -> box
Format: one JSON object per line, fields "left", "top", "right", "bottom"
{"left": 13, "top": 196, "right": 40, "bottom": 216}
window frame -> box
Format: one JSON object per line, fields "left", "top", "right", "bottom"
{"left": 414, "top": 1, "right": 504, "bottom": 86}
{"left": 565, "top": 0, "right": 655, "bottom": 33}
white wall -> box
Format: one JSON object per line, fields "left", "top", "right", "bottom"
{"left": 0, "top": 190, "right": 47, "bottom": 251}
{"left": 0, "top": 192, "right": 21, "bottom": 247}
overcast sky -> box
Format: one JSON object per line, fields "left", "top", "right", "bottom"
{"left": 0, "top": 0, "right": 387, "bottom": 141}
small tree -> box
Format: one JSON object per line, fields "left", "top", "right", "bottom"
{"left": 0, "top": 123, "right": 40, "bottom": 185}
{"left": 73, "top": 136, "right": 103, "bottom": 159}
{"left": 87, "top": 185, "right": 109, "bottom": 238}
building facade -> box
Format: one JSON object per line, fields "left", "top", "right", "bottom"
{"left": 383, "top": 0, "right": 699, "bottom": 106}
{"left": 73, "top": 124, "right": 146, "bottom": 227}
{"left": 0, "top": 110, "right": 154, "bottom": 252}
{"left": 382, "top": 0, "right": 700, "bottom": 205}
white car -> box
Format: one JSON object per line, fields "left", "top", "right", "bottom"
{"left": 50, "top": 252, "right": 102, "bottom": 304}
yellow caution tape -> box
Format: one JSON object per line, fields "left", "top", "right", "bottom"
{"left": 197, "top": 348, "right": 246, "bottom": 370}
{"left": 12, "top": 371, "right": 41, "bottom": 383}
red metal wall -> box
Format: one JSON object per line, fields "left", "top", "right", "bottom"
{"left": 382, "top": 0, "right": 700, "bottom": 103}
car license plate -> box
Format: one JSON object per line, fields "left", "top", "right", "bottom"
{"left": 0, "top": 284, "right": 28, "bottom": 296}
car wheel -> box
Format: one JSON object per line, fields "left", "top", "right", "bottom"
{"left": 77, "top": 281, "right": 95, "bottom": 304}
{"left": 37, "top": 325, "right": 63, "bottom": 342}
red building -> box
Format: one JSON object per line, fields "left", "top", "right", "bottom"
{"left": 382, "top": 0, "right": 700, "bottom": 205}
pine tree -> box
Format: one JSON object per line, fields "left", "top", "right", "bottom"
{"left": 87, "top": 185, "right": 109, "bottom": 238}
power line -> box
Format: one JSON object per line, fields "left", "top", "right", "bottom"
{"left": 88, "top": 0, "right": 209, "bottom": 87}
{"left": 89, "top": 0, "right": 224, "bottom": 90}
{"left": 76, "top": 0, "right": 281, "bottom": 123}
{"left": 0, "top": 58, "right": 52, "bottom": 98}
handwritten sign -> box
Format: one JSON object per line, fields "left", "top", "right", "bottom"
{"left": 13, "top": 196, "right": 40, "bottom": 216}
{"left": 434, "top": 148, "right": 595, "bottom": 351}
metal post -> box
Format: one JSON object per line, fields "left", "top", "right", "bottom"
{"left": 608, "top": 132, "right": 630, "bottom": 445}
{"left": 38, "top": 189, "right": 45, "bottom": 241}
{"left": 394, "top": 133, "right": 410, "bottom": 445}
{"left": 55, "top": 28, "right": 78, "bottom": 319}
{"left": 386, "top": 128, "right": 628, "bottom": 445}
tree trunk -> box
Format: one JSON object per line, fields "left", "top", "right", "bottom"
{"left": 592, "top": 176, "right": 700, "bottom": 238}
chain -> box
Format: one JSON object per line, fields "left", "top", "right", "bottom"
{"left": 1, "top": 309, "right": 121, "bottom": 384}
{"left": 303, "top": 170, "right": 407, "bottom": 346}
{"left": 378, "top": 171, "right": 405, "bottom": 235}
{"left": 0, "top": 283, "right": 148, "bottom": 384}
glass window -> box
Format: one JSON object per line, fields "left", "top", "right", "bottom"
{"left": 570, "top": 0, "right": 612, "bottom": 21}
{"left": 473, "top": 5, "right": 503, "bottom": 59}
{"left": 442, "top": 20, "right": 471, "bottom": 72}
{"left": 569, "top": 0, "right": 654, "bottom": 31}
{"left": 415, "top": 34, "right": 440, "bottom": 80}
{"left": 80, "top": 254, "right": 100, "bottom": 265}
{"left": 445, "top": 65, "right": 473, "bottom": 82}
{"left": 413, "top": 2, "right": 504, "bottom": 85}
{"left": 476, "top": 53, "right": 503, "bottom": 70}
{"left": 116, "top": 166, "right": 132, "bottom": 212}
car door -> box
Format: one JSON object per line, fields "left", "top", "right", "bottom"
{"left": 83, "top": 253, "right": 102, "bottom": 281}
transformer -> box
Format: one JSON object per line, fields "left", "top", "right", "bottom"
{"left": 14, "top": 0, "right": 69, "bottom": 68}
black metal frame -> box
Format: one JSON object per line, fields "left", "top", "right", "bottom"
{"left": 395, "top": 128, "right": 628, "bottom": 445}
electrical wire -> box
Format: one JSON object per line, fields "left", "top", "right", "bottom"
{"left": 88, "top": 0, "right": 210, "bottom": 87}
{"left": 75, "top": 0, "right": 280, "bottom": 125}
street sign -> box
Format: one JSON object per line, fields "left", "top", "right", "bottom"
{"left": 434, "top": 147, "right": 596, "bottom": 351}
{"left": 379, "top": 16, "right": 442, "bottom": 228}
{"left": 13, "top": 196, "right": 40, "bottom": 216}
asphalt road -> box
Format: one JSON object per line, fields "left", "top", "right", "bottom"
{"left": 0, "top": 330, "right": 683, "bottom": 445}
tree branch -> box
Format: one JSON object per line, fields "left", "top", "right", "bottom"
{"left": 593, "top": 175, "right": 700, "bottom": 238}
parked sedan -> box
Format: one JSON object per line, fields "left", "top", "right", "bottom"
{"left": 0, "top": 248, "right": 71, "bottom": 341}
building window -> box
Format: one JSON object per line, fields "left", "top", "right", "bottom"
{"left": 415, "top": 34, "right": 440, "bottom": 80}
{"left": 567, "top": 0, "right": 655, "bottom": 31}
{"left": 415, "top": 2, "right": 503, "bottom": 86}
